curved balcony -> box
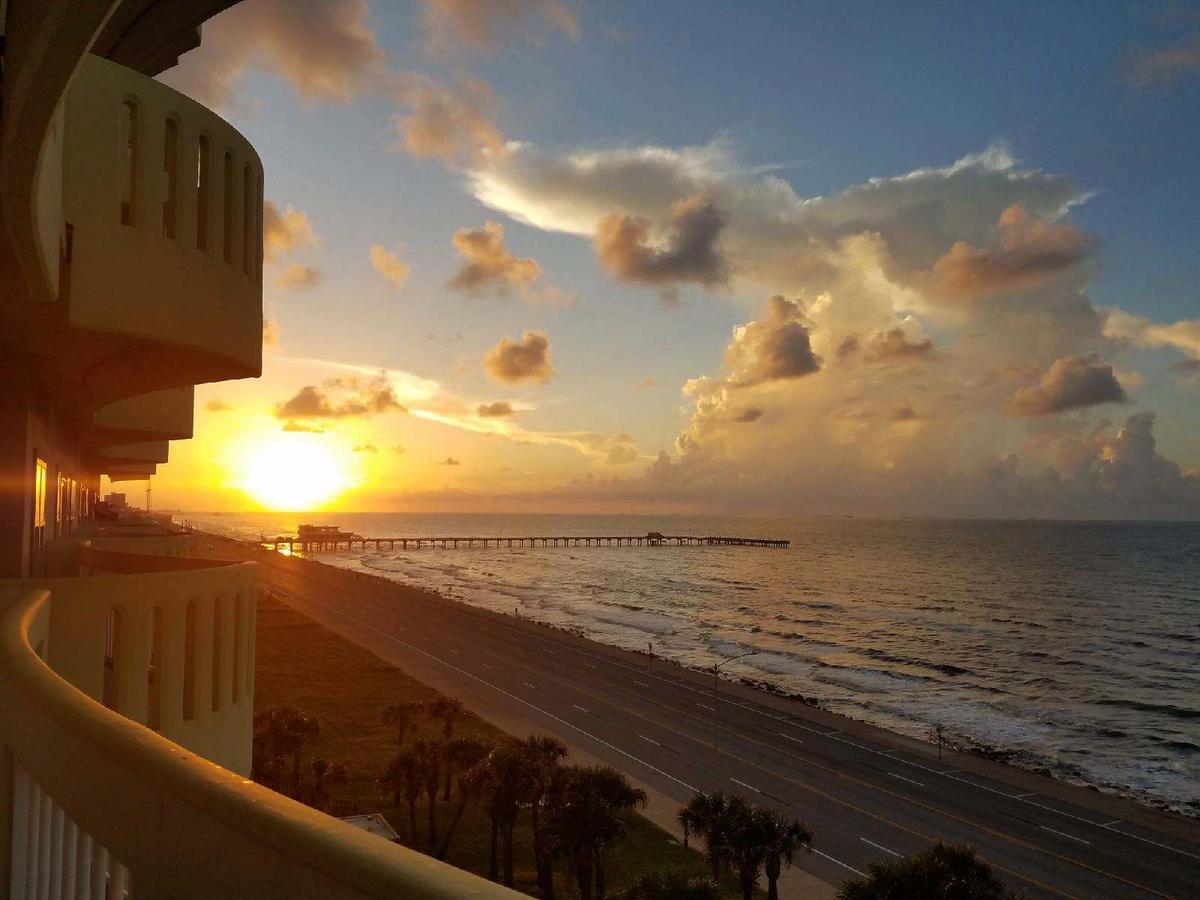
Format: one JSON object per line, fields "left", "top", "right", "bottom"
{"left": 93, "top": 385, "right": 195, "bottom": 446}
{"left": 0, "top": 587, "right": 520, "bottom": 899}
{"left": 61, "top": 53, "right": 263, "bottom": 409}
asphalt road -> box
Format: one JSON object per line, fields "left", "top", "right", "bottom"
{"left": 255, "top": 551, "right": 1200, "bottom": 899}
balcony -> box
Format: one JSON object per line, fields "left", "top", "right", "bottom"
{"left": 93, "top": 386, "right": 195, "bottom": 446}
{"left": 55, "top": 53, "right": 263, "bottom": 409}
{"left": 0, "top": 540, "right": 517, "bottom": 898}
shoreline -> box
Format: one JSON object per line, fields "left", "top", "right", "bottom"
{"left": 199, "top": 531, "right": 1199, "bottom": 838}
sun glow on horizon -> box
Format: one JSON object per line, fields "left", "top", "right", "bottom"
{"left": 233, "top": 435, "right": 357, "bottom": 511}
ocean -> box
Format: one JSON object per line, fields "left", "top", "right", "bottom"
{"left": 185, "top": 512, "right": 1200, "bottom": 816}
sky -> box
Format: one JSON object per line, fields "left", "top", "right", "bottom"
{"left": 135, "top": 0, "right": 1200, "bottom": 518}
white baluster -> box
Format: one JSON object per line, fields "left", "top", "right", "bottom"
{"left": 9, "top": 765, "right": 31, "bottom": 900}
{"left": 60, "top": 819, "right": 76, "bottom": 900}
{"left": 108, "top": 862, "right": 127, "bottom": 900}
{"left": 37, "top": 790, "right": 50, "bottom": 900}
{"left": 88, "top": 845, "right": 106, "bottom": 900}
{"left": 75, "top": 832, "right": 93, "bottom": 900}
{"left": 48, "top": 804, "right": 63, "bottom": 900}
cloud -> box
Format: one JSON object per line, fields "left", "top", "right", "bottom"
{"left": 723, "top": 295, "right": 821, "bottom": 388}
{"left": 368, "top": 243, "right": 410, "bottom": 288}
{"left": 353, "top": 443, "right": 379, "bottom": 453}
{"left": 205, "top": 398, "right": 233, "bottom": 412}
{"left": 274, "top": 375, "right": 408, "bottom": 420}
{"left": 594, "top": 195, "right": 727, "bottom": 292}
{"left": 1104, "top": 310, "right": 1200, "bottom": 360}
{"left": 160, "top": 0, "right": 384, "bottom": 108}
{"left": 925, "top": 205, "right": 1092, "bottom": 302}
{"left": 282, "top": 421, "right": 324, "bottom": 433}
{"left": 448, "top": 221, "right": 542, "bottom": 295}
{"left": 1125, "top": 36, "right": 1200, "bottom": 86}
{"left": 440, "top": 456, "right": 462, "bottom": 466}
{"left": 731, "top": 406, "right": 764, "bottom": 423}
{"left": 392, "top": 444, "right": 407, "bottom": 454}
{"left": 477, "top": 401, "right": 515, "bottom": 417}
{"left": 388, "top": 73, "right": 503, "bottom": 165}
{"left": 1005, "top": 355, "right": 1128, "bottom": 417}
{"left": 484, "top": 330, "right": 554, "bottom": 383}
{"left": 421, "top": 0, "right": 580, "bottom": 54}
{"left": 637, "top": 377, "right": 656, "bottom": 389}
{"left": 275, "top": 264, "right": 321, "bottom": 289}
{"left": 263, "top": 202, "right": 317, "bottom": 262}
{"left": 263, "top": 317, "right": 280, "bottom": 350}
{"left": 862, "top": 327, "right": 938, "bottom": 364}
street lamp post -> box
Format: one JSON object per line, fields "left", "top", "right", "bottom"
{"left": 711, "top": 650, "right": 761, "bottom": 770}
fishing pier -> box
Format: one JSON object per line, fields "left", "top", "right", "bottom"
{"left": 265, "top": 527, "right": 789, "bottom": 553}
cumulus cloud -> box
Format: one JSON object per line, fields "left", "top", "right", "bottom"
{"left": 477, "top": 401, "right": 515, "bottom": 417}
{"left": 274, "top": 374, "right": 407, "bottom": 420}
{"left": 723, "top": 296, "right": 821, "bottom": 388}
{"left": 275, "top": 264, "right": 321, "bottom": 289}
{"left": 282, "top": 421, "right": 324, "bottom": 433}
{"left": 1005, "top": 355, "right": 1128, "bottom": 417}
{"left": 1104, "top": 310, "right": 1200, "bottom": 360}
{"left": 205, "top": 398, "right": 233, "bottom": 412}
{"left": 263, "top": 202, "right": 317, "bottom": 261}
{"left": 862, "top": 327, "right": 938, "bottom": 364}
{"left": 484, "top": 330, "right": 554, "bottom": 383}
{"left": 160, "top": 0, "right": 384, "bottom": 108}
{"left": 421, "top": 0, "right": 580, "bottom": 54}
{"left": 368, "top": 243, "right": 411, "bottom": 288}
{"left": 388, "top": 73, "right": 503, "bottom": 165}
{"left": 925, "top": 205, "right": 1092, "bottom": 302}
{"left": 731, "top": 406, "right": 764, "bottom": 423}
{"left": 448, "top": 221, "right": 542, "bottom": 295}
{"left": 593, "top": 195, "right": 727, "bottom": 292}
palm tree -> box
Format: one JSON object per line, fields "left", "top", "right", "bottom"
{"left": 475, "top": 743, "right": 536, "bottom": 885}
{"left": 546, "top": 765, "right": 647, "bottom": 900}
{"left": 436, "top": 738, "right": 493, "bottom": 861}
{"left": 382, "top": 701, "right": 422, "bottom": 748}
{"left": 755, "top": 808, "right": 812, "bottom": 900}
{"left": 252, "top": 705, "right": 319, "bottom": 796}
{"left": 378, "top": 747, "right": 422, "bottom": 844}
{"left": 423, "top": 697, "right": 470, "bottom": 799}
{"left": 520, "top": 734, "right": 568, "bottom": 899}
{"left": 724, "top": 803, "right": 768, "bottom": 900}
{"left": 414, "top": 739, "right": 443, "bottom": 852}
{"left": 678, "top": 791, "right": 738, "bottom": 881}
{"left": 837, "top": 842, "right": 1019, "bottom": 899}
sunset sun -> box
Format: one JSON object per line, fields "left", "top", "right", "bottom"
{"left": 237, "top": 437, "right": 354, "bottom": 510}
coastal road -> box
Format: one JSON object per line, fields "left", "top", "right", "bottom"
{"left": 255, "top": 552, "right": 1200, "bottom": 899}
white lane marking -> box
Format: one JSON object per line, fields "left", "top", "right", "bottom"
{"left": 1040, "top": 825, "right": 1091, "bottom": 845}
{"left": 1101, "top": 820, "right": 1122, "bottom": 828}
{"left": 449, "top": 649, "right": 459, "bottom": 655}
{"left": 544, "top": 646, "right": 555, "bottom": 654}
{"left": 1015, "top": 792, "right": 1036, "bottom": 799}
{"left": 888, "top": 772, "right": 925, "bottom": 787}
{"left": 482, "top": 663, "right": 494, "bottom": 670}
{"left": 523, "top": 681, "right": 537, "bottom": 689}
{"left": 288, "top": 593, "right": 698, "bottom": 793}
{"left": 573, "top": 704, "right": 590, "bottom": 714}
{"left": 730, "top": 777, "right": 761, "bottom": 794}
{"left": 638, "top": 734, "right": 661, "bottom": 747}
{"left": 813, "top": 848, "right": 865, "bottom": 876}
{"left": 860, "top": 837, "right": 900, "bottom": 857}
{"left": 697, "top": 703, "right": 715, "bottom": 712}
{"left": 584, "top": 663, "right": 597, "bottom": 670}
{"left": 633, "top": 679, "right": 649, "bottom": 687}
{"left": 778, "top": 732, "right": 805, "bottom": 745}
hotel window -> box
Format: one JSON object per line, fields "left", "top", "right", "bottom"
{"left": 31, "top": 458, "right": 47, "bottom": 570}
{"left": 232, "top": 594, "right": 242, "bottom": 704}
{"left": 211, "top": 597, "right": 223, "bottom": 712}
{"left": 162, "top": 118, "right": 179, "bottom": 239}
{"left": 222, "top": 151, "right": 234, "bottom": 264}
{"left": 120, "top": 101, "right": 138, "bottom": 225}
{"left": 242, "top": 165, "right": 253, "bottom": 275}
{"left": 148, "top": 606, "right": 164, "bottom": 730}
{"left": 196, "top": 136, "right": 210, "bottom": 250}
{"left": 183, "top": 600, "right": 197, "bottom": 720}
{"left": 55, "top": 473, "right": 66, "bottom": 538}
{"left": 103, "top": 609, "right": 122, "bottom": 710}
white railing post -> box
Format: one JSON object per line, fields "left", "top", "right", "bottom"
{"left": 48, "top": 804, "right": 62, "bottom": 900}
{"left": 75, "top": 832, "right": 92, "bottom": 900}
{"left": 88, "top": 845, "right": 106, "bottom": 900}
{"left": 60, "top": 818, "right": 76, "bottom": 899}
{"left": 115, "top": 603, "right": 152, "bottom": 726}
{"left": 9, "top": 763, "right": 31, "bottom": 900}
{"left": 37, "top": 790, "right": 50, "bottom": 900}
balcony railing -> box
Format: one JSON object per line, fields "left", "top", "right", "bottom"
{"left": 60, "top": 54, "right": 263, "bottom": 407}
{"left": 0, "top": 587, "right": 520, "bottom": 899}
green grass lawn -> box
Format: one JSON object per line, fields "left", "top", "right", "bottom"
{"left": 254, "top": 591, "right": 753, "bottom": 897}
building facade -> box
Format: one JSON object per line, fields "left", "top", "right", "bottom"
{"left": 0, "top": 3, "right": 514, "bottom": 896}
